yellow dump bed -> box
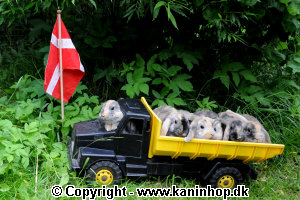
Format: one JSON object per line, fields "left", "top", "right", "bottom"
{"left": 141, "top": 97, "right": 285, "bottom": 164}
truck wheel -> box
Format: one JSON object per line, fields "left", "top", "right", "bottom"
{"left": 208, "top": 167, "right": 243, "bottom": 189}
{"left": 87, "top": 161, "right": 122, "bottom": 185}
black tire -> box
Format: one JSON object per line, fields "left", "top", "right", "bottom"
{"left": 208, "top": 167, "right": 243, "bottom": 189}
{"left": 87, "top": 161, "right": 122, "bottom": 185}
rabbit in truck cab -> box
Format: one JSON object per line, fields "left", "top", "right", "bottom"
{"left": 99, "top": 100, "right": 124, "bottom": 131}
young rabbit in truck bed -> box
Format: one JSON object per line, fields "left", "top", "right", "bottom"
{"left": 153, "top": 106, "right": 189, "bottom": 137}
{"left": 184, "top": 116, "right": 223, "bottom": 142}
{"left": 219, "top": 110, "right": 271, "bottom": 143}
{"left": 242, "top": 114, "right": 271, "bottom": 143}
{"left": 178, "top": 109, "right": 196, "bottom": 127}
{"left": 99, "top": 100, "right": 124, "bottom": 131}
{"left": 194, "top": 109, "right": 218, "bottom": 119}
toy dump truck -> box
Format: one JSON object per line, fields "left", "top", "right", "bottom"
{"left": 67, "top": 97, "right": 285, "bottom": 188}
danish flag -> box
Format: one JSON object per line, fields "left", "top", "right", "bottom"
{"left": 44, "top": 15, "right": 85, "bottom": 102}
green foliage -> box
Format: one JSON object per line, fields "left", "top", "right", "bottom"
{"left": 153, "top": 0, "right": 190, "bottom": 29}
{"left": 120, "top": 52, "right": 195, "bottom": 107}
{"left": 0, "top": 75, "right": 100, "bottom": 188}
{"left": 121, "top": 54, "right": 151, "bottom": 98}
{"left": 195, "top": 97, "right": 218, "bottom": 111}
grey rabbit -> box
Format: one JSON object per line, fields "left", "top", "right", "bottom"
{"left": 99, "top": 100, "right": 124, "bottom": 131}
{"left": 154, "top": 106, "right": 189, "bottom": 137}
{"left": 219, "top": 110, "right": 271, "bottom": 143}
{"left": 178, "top": 109, "right": 196, "bottom": 126}
{"left": 193, "top": 109, "right": 222, "bottom": 140}
{"left": 184, "top": 116, "right": 223, "bottom": 142}
{"left": 242, "top": 114, "right": 271, "bottom": 143}
{"left": 219, "top": 110, "right": 248, "bottom": 142}
{"left": 194, "top": 109, "right": 218, "bottom": 119}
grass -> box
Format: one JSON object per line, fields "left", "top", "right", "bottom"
{"left": 0, "top": 152, "right": 298, "bottom": 199}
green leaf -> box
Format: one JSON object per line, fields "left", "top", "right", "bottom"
{"left": 50, "top": 151, "right": 60, "bottom": 158}
{"left": 237, "top": 0, "right": 259, "bottom": 6}
{"left": 168, "top": 65, "right": 182, "bottom": 76}
{"left": 59, "top": 173, "right": 69, "bottom": 186}
{"left": 136, "top": 54, "right": 145, "bottom": 68}
{"left": 6, "top": 154, "right": 13, "bottom": 163}
{"left": 213, "top": 70, "right": 230, "bottom": 89}
{"left": 166, "top": 98, "right": 174, "bottom": 107}
{"left": 182, "top": 53, "right": 199, "bottom": 71}
{"left": 134, "top": 83, "right": 140, "bottom": 96}
{"left": 152, "top": 90, "right": 161, "bottom": 98}
{"left": 167, "top": 92, "right": 179, "bottom": 99}
{"left": 231, "top": 72, "right": 240, "bottom": 86}
{"left": 25, "top": 2, "right": 36, "bottom": 10}
{"left": 240, "top": 70, "right": 257, "bottom": 82}
{"left": 177, "top": 80, "right": 193, "bottom": 92}
{"left": 161, "top": 87, "right": 170, "bottom": 97}
{"left": 287, "top": 2, "right": 300, "bottom": 16}
{"left": 277, "top": 41, "right": 288, "bottom": 50}
{"left": 126, "top": 73, "right": 133, "bottom": 84}
{"left": 245, "top": 85, "right": 262, "bottom": 94}
{"left": 0, "top": 120, "right": 13, "bottom": 129}
{"left": 93, "top": 69, "right": 106, "bottom": 82}
{"left": 126, "top": 85, "right": 135, "bottom": 98}
{"left": 152, "top": 78, "right": 162, "bottom": 85}
{"left": 169, "top": 80, "right": 180, "bottom": 93}
{"left": 152, "top": 64, "right": 162, "bottom": 72}
{"left": 21, "top": 157, "right": 29, "bottom": 168}
{"left": 166, "top": 5, "right": 178, "bottom": 29}
{"left": 137, "top": 78, "right": 151, "bottom": 84}
{"left": 223, "top": 62, "right": 245, "bottom": 72}
{"left": 147, "top": 55, "right": 158, "bottom": 76}
{"left": 203, "top": 7, "right": 218, "bottom": 22}
{"left": 172, "top": 98, "right": 186, "bottom": 106}
{"left": 256, "top": 96, "right": 271, "bottom": 106}
{"left": 89, "top": 0, "right": 97, "bottom": 9}
{"left": 220, "top": 75, "right": 230, "bottom": 89}
{"left": 153, "top": 1, "right": 166, "bottom": 20}
{"left": 287, "top": 60, "right": 300, "bottom": 73}
{"left": 154, "top": 1, "right": 166, "bottom": 10}
{"left": 43, "top": 54, "right": 49, "bottom": 67}
{"left": 0, "top": 183, "right": 10, "bottom": 192}
{"left": 133, "top": 67, "right": 144, "bottom": 81}
{"left": 0, "top": 17, "right": 4, "bottom": 26}
{"left": 139, "top": 84, "right": 149, "bottom": 95}
{"left": 279, "top": 0, "right": 291, "bottom": 4}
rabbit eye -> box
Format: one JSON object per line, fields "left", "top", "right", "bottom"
{"left": 200, "top": 125, "right": 204, "bottom": 129}
{"left": 111, "top": 107, "right": 114, "bottom": 110}
{"left": 214, "top": 128, "right": 217, "bottom": 131}
{"left": 174, "top": 120, "right": 177, "bottom": 124}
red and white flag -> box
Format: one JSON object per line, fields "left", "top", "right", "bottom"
{"left": 44, "top": 15, "right": 85, "bottom": 102}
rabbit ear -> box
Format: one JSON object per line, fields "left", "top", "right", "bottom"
{"left": 223, "top": 125, "right": 230, "bottom": 141}
{"left": 161, "top": 118, "right": 171, "bottom": 136}
{"left": 184, "top": 123, "right": 195, "bottom": 142}
{"left": 181, "top": 117, "right": 189, "bottom": 134}
{"left": 225, "top": 110, "right": 248, "bottom": 122}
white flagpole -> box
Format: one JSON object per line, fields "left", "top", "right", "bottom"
{"left": 57, "top": 10, "right": 64, "bottom": 120}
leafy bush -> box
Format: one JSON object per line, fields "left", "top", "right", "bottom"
{"left": 0, "top": 75, "right": 100, "bottom": 189}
